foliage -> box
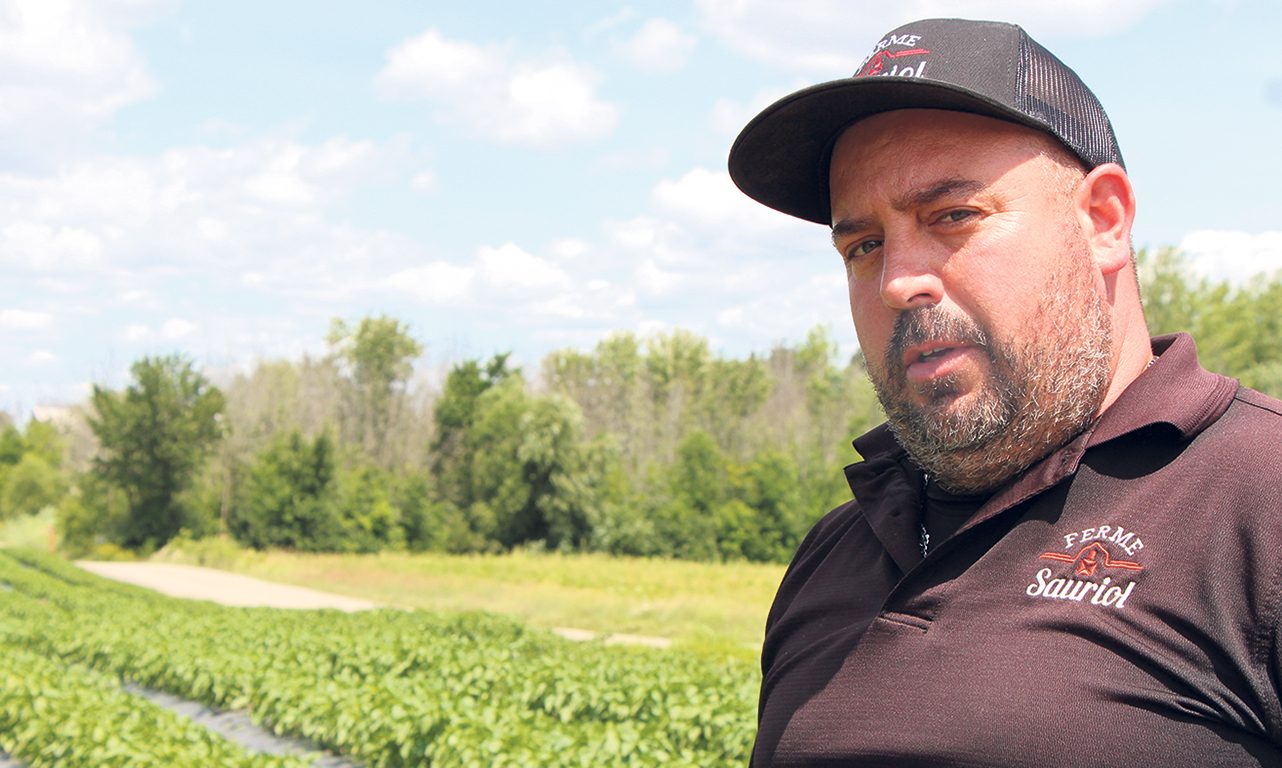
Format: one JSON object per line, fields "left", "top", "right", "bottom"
{"left": 327, "top": 316, "right": 424, "bottom": 468}
{"left": 0, "top": 453, "right": 64, "bottom": 520}
{"left": 55, "top": 473, "right": 128, "bottom": 557}
{"left": 0, "top": 419, "right": 70, "bottom": 523}
{"left": 229, "top": 431, "right": 340, "bottom": 551}
{"left": 87, "top": 355, "right": 226, "bottom": 550}
{"left": 331, "top": 463, "right": 405, "bottom": 553}
{"left": 0, "top": 507, "right": 55, "bottom": 550}
{"left": 0, "top": 550, "right": 757, "bottom": 766}
{"left": 0, "top": 646, "right": 308, "bottom": 767}
{"left": 1140, "top": 248, "right": 1282, "bottom": 397}
{"left": 466, "top": 381, "right": 598, "bottom": 550}
{"left": 430, "top": 353, "right": 518, "bottom": 510}
{"left": 46, "top": 254, "right": 1282, "bottom": 567}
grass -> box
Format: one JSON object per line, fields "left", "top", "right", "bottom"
{"left": 153, "top": 537, "right": 785, "bottom": 660}
{"left": 0, "top": 508, "right": 55, "bottom": 550}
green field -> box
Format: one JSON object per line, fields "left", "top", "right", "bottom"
{"left": 154, "top": 538, "right": 786, "bottom": 659}
{"left": 0, "top": 548, "right": 759, "bottom": 766}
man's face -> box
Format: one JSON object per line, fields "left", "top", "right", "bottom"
{"left": 829, "top": 110, "right": 1114, "bottom": 494}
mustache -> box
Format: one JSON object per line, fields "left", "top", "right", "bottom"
{"left": 885, "top": 307, "right": 991, "bottom": 373}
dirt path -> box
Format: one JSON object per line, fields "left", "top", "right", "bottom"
{"left": 76, "top": 561, "right": 672, "bottom": 648}
{"left": 76, "top": 561, "right": 379, "bottom": 612}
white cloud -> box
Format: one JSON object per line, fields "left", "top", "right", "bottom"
{"left": 0, "top": 137, "right": 393, "bottom": 286}
{"left": 161, "top": 317, "right": 196, "bottom": 340}
{"left": 652, "top": 167, "right": 810, "bottom": 233}
{"left": 0, "top": 308, "right": 52, "bottom": 329}
{"left": 616, "top": 18, "right": 697, "bottom": 73}
{"left": 528, "top": 278, "right": 634, "bottom": 321}
{"left": 711, "top": 85, "right": 797, "bottom": 135}
{"left": 123, "top": 323, "right": 149, "bottom": 342}
{"left": 477, "top": 242, "right": 569, "bottom": 294}
{"left": 196, "top": 217, "right": 229, "bottom": 243}
{"left": 375, "top": 28, "right": 618, "bottom": 147}
{"left": 0, "top": 221, "right": 104, "bottom": 269}
{"left": 636, "top": 258, "right": 682, "bottom": 296}
{"left": 386, "top": 261, "right": 475, "bottom": 304}
{"left": 695, "top": 0, "right": 1169, "bottom": 74}
{"left": 242, "top": 139, "right": 378, "bottom": 208}
{"left": 376, "top": 28, "right": 500, "bottom": 92}
{"left": 1178, "top": 230, "right": 1282, "bottom": 285}
{"left": 0, "top": 0, "right": 159, "bottom": 161}
{"left": 26, "top": 349, "right": 57, "bottom": 365}
{"left": 410, "top": 170, "right": 436, "bottom": 191}
{"left": 716, "top": 271, "right": 850, "bottom": 341}
{"left": 587, "top": 7, "right": 637, "bottom": 35}
{"left": 548, "top": 238, "right": 591, "bottom": 263}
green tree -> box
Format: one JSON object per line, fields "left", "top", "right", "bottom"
{"left": 430, "top": 353, "right": 517, "bottom": 509}
{"left": 56, "top": 474, "right": 127, "bottom": 556}
{"left": 581, "top": 436, "right": 658, "bottom": 556}
{"left": 88, "top": 355, "right": 225, "bottom": 550}
{"left": 0, "top": 426, "right": 25, "bottom": 466}
{"left": 1, "top": 454, "right": 64, "bottom": 519}
{"left": 656, "top": 430, "right": 725, "bottom": 560}
{"left": 229, "top": 431, "right": 340, "bottom": 550}
{"left": 1140, "top": 248, "right": 1282, "bottom": 397}
{"left": 327, "top": 315, "right": 424, "bottom": 467}
{"left": 733, "top": 449, "right": 805, "bottom": 562}
{"left": 466, "top": 380, "right": 597, "bottom": 550}
{"left": 21, "top": 420, "right": 64, "bottom": 468}
{"left": 331, "top": 463, "right": 405, "bottom": 553}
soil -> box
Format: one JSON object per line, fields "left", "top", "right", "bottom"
{"left": 75, "top": 561, "right": 379, "bottom": 611}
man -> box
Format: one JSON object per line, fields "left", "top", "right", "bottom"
{"left": 728, "top": 18, "right": 1282, "bottom": 766}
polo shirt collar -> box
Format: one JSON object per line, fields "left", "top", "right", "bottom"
{"left": 1086, "top": 332, "right": 1238, "bottom": 447}
{"left": 843, "top": 332, "right": 1238, "bottom": 572}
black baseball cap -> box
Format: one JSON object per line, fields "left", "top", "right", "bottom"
{"left": 728, "top": 18, "right": 1124, "bottom": 225}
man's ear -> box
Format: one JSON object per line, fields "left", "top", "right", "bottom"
{"left": 1075, "top": 163, "right": 1136, "bottom": 276}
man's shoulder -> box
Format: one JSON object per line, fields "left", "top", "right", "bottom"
{"left": 1173, "top": 383, "right": 1282, "bottom": 490}
{"left": 791, "top": 495, "right": 866, "bottom": 562}
{"left": 1207, "top": 383, "right": 1282, "bottom": 445}
{"left": 1230, "top": 384, "right": 1282, "bottom": 420}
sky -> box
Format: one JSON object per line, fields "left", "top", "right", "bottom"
{"left": 2, "top": 0, "right": 1280, "bottom": 418}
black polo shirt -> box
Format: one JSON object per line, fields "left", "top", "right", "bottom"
{"left": 753, "top": 334, "right": 1282, "bottom": 766}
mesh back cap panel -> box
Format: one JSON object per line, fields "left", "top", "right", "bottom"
{"left": 728, "top": 18, "right": 1124, "bottom": 225}
{"left": 1016, "top": 34, "right": 1125, "bottom": 170}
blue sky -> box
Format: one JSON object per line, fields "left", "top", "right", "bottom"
{"left": 2, "top": 0, "right": 1280, "bottom": 418}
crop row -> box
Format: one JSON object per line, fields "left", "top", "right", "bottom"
{"left": 0, "top": 640, "right": 314, "bottom": 768}
{"left": 0, "top": 550, "right": 757, "bottom": 766}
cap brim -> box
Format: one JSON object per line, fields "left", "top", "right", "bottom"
{"left": 728, "top": 77, "right": 1054, "bottom": 225}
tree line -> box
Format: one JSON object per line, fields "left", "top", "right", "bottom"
{"left": 6, "top": 249, "right": 1280, "bottom": 563}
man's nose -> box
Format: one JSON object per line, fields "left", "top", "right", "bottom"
{"left": 879, "top": 240, "right": 944, "bottom": 311}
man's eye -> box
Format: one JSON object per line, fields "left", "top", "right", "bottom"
{"left": 844, "top": 239, "right": 882, "bottom": 262}
{"left": 938, "top": 209, "right": 976, "bottom": 224}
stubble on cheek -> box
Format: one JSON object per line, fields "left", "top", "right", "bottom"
{"left": 865, "top": 251, "right": 1112, "bottom": 494}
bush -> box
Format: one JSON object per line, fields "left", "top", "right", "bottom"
{"left": 1, "top": 454, "right": 65, "bottom": 520}
{"left": 228, "top": 431, "right": 342, "bottom": 551}
{"left": 55, "top": 477, "right": 127, "bottom": 558}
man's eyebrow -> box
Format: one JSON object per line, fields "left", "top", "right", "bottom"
{"left": 894, "top": 178, "right": 985, "bottom": 211}
{"left": 831, "top": 216, "right": 873, "bottom": 246}
{"left": 830, "top": 178, "right": 986, "bottom": 245}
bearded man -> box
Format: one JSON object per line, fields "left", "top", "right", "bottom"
{"left": 729, "top": 18, "right": 1282, "bottom": 767}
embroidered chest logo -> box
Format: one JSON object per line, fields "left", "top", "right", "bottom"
{"left": 1025, "top": 525, "right": 1145, "bottom": 610}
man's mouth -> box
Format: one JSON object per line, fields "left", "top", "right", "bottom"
{"left": 904, "top": 342, "right": 963, "bottom": 369}
{"left": 900, "top": 342, "right": 980, "bottom": 387}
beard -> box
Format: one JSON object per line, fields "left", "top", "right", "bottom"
{"left": 866, "top": 245, "right": 1113, "bottom": 495}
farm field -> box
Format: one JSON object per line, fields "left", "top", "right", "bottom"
{"left": 0, "top": 548, "right": 758, "bottom": 766}
{"left": 154, "top": 538, "right": 786, "bottom": 658}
